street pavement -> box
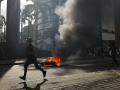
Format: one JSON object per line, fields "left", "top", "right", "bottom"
{"left": 0, "top": 57, "right": 120, "bottom": 90}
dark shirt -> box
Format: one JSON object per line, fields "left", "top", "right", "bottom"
{"left": 26, "top": 44, "right": 35, "bottom": 58}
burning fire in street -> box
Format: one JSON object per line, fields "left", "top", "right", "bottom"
{"left": 48, "top": 56, "right": 62, "bottom": 67}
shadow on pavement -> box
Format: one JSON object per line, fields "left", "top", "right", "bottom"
{"left": 0, "top": 60, "right": 15, "bottom": 78}
{"left": 18, "top": 79, "right": 48, "bottom": 90}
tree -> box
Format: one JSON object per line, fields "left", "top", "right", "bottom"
{"left": 21, "top": 1, "right": 35, "bottom": 37}
{"left": 21, "top": 0, "right": 59, "bottom": 50}
{"left": 21, "top": 0, "right": 43, "bottom": 46}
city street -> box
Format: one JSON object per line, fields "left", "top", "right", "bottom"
{"left": 0, "top": 0, "right": 120, "bottom": 90}
{"left": 0, "top": 57, "right": 120, "bottom": 90}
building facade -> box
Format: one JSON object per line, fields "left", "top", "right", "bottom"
{"left": 21, "top": 0, "right": 66, "bottom": 51}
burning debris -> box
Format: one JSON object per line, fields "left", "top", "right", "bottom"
{"left": 48, "top": 56, "right": 62, "bottom": 67}
{"left": 41, "top": 56, "right": 62, "bottom": 67}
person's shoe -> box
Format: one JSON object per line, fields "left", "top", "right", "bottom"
{"left": 43, "top": 71, "right": 47, "bottom": 78}
{"left": 19, "top": 76, "right": 26, "bottom": 80}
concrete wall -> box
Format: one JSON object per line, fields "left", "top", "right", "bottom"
{"left": 6, "top": 0, "right": 20, "bottom": 58}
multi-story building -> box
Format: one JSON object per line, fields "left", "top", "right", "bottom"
{"left": 36, "top": 0, "right": 67, "bottom": 51}
{"left": 20, "top": 0, "right": 66, "bottom": 51}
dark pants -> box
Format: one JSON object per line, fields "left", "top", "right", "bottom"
{"left": 23, "top": 56, "right": 44, "bottom": 78}
{"left": 111, "top": 55, "right": 119, "bottom": 66}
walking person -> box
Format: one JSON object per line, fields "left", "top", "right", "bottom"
{"left": 109, "top": 42, "right": 119, "bottom": 67}
{"left": 20, "top": 38, "right": 46, "bottom": 80}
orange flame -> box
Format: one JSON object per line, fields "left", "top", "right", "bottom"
{"left": 48, "top": 56, "right": 62, "bottom": 67}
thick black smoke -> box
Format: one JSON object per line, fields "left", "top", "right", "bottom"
{"left": 55, "top": 0, "right": 102, "bottom": 56}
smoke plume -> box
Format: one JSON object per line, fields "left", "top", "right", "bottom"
{"left": 55, "top": 0, "right": 101, "bottom": 56}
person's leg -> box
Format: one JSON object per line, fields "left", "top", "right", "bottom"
{"left": 112, "top": 56, "right": 119, "bottom": 66}
{"left": 20, "top": 60, "right": 30, "bottom": 80}
{"left": 34, "top": 59, "right": 46, "bottom": 78}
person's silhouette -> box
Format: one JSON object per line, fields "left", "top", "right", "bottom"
{"left": 20, "top": 38, "right": 46, "bottom": 80}
{"left": 109, "top": 42, "right": 119, "bottom": 66}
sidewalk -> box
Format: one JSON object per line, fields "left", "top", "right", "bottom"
{"left": 11, "top": 70, "right": 120, "bottom": 90}
{"left": 44, "top": 70, "right": 120, "bottom": 90}
{"left": 0, "top": 57, "right": 120, "bottom": 90}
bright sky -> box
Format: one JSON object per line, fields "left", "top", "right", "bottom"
{"left": 1, "top": 0, "right": 27, "bottom": 18}
{"left": 1, "top": 0, "right": 7, "bottom": 17}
